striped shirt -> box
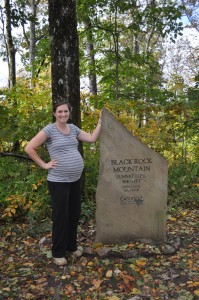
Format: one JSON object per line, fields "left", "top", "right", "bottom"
{"left": 42, "top": 123, "right": 84, "bottom": 182}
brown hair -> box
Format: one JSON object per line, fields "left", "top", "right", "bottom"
{"left": 53, "top": 102, "right": 73, "bottom": 116}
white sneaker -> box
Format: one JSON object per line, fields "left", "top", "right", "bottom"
{"left": 72, "top": 246, "right": 83, "bottom": 258}
{"left": 53, "top": 257, "right": 67, "bottom": 266}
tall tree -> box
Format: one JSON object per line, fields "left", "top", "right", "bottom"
{"left": 4, "top": 0, "right": 16, "bottom": 88}
{"left": 78, "top": 0, "right": 184, "bottom": 103}
{"left": 48, "top": 0, "right": 81, "bottom": 127}
{"left": 29, "top": 0, "right": 36, "bottom": 88}
{"left": 83, "top": 16, "right": 97, "bottom": 96}
{"left": 181, "top": 0, "right": 199, "bottom": 32}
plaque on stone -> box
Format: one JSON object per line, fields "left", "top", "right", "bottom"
{"left": 95, "top": 108, "right": 168, "bottom": 243}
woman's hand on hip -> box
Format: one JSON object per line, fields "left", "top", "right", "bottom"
{"left": 44, "top": 159, "right": 58, "bottom": 170}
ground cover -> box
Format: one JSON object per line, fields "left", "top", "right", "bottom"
{"left": 0, "top": 209, "right": 198, "bottom": 300}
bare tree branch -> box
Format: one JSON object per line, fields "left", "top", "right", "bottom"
{"left": 0, "top": 152, "right": 32, "bottom": 160}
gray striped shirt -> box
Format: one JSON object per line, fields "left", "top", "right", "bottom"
{"left": 42, "top": 123, "right": 84, "bottom": 182}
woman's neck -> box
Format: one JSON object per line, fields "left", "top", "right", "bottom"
{"left": 56, "top": 121, "right": 68, "bottom": 129}
{"left": 55, "top": 122, "right": 70, "bottom": 134}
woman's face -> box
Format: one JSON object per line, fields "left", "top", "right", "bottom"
{"left": 54, "top": 104, "right": 70, "bottom": 123}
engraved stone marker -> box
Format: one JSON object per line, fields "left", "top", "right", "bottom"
{"left": 95, "top": 108, "right": 168, "bottom": 243}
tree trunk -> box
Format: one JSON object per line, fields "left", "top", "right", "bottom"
{"left": 48, "top": 0, "right": 81, "bottom": 127}
{"left": 4, "top": 0, "right": 19, "bottom": 151}
{"left": 29, "top": 0, "right": 36, "bottom": 88}
{"left": 181, "top": 0, "right": 199, "bottom": 32}
{"left": 4, "top": 0, "right": 16, "bottom": 88}
{"left": 114, "top": 5, "right": 119, "bottom": 100}
{"left": 83, "top": 18, "right": 97, "bottom": 95}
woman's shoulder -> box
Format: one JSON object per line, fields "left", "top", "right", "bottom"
{"left": 69, "top": 123, "right": 81, "bottom": 134}
{"left": 68, "top": 123, "right": 80, "bottom": 130}
{"left": 44, "top": 123, "right": 55, "bottom": 128}
{"left": 43, "top": 123, "right": 55, "bottom": 129}
{"left": 69, "top": 123, "right": 78, "bottom": 129}
{"left": 42, "top": 123, "right": 55, "bottom": 136}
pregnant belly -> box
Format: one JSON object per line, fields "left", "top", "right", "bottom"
{"left": 48, "top": 152, "right": 84, "bottom": 181}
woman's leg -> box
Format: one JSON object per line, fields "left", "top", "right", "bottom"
{"left": 47, "top": 181, "right": 70, "bottom": 258}
{"left": 67, "top": 178, "right": 82, "bottom": 252}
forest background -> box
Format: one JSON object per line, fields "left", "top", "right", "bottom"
{"left": 0, "top": 0, "right": 198, "bottom": 226}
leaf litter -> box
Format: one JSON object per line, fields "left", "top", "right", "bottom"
{"left": 0, "top": 209, "right": 198, "bottom": 299}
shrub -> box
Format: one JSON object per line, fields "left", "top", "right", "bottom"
{"left": 168, "top": 160, "right": 199, "bottom": 210}
{"left": 0, "top": 157, "right": 51, "bottom": 223}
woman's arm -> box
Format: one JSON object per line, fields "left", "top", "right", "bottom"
{"left": 25, "top": 131, "right": 58, "bottom": 169}
{"left": 77, "top": 116, "right": 102, "bottom": 143}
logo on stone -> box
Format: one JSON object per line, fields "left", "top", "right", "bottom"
{"left": 120, "top": 195, "right": 144, "bottom": 206}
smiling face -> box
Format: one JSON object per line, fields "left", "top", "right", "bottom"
{"left": 54, "top": 104, "right": 70, "bottom": 124}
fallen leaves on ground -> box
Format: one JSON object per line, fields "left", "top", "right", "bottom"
{"left": 0, "top": 209, "right": 198, "bottom": 300}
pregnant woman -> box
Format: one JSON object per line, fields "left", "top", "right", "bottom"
{"left": 25, "top": 101, "right": 102, "bottom": 266}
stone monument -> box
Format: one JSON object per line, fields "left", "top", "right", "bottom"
{"left": 95, "top": 108, "right": 168, "bottom": 243}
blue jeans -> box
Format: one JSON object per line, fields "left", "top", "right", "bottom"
{"left": 47, "top": 178, "right": 82, "bottom": 257}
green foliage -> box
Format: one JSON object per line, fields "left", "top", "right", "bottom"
{"left": 0, "top": 157, "right": 51, "bottom": 222}
{"left": 168, "top": 160, "right": 199, "bottom": 209}
{"left": 78, "top": 0, "right": 184, "bottom": 100}
{"left": 0, "top": 79, "right": 52, "bottom": 221}
{"left": 80, "top": 200, "right": 96, "bottom": 224}
{"left": 0, "top": 83, "right": 198, "bottom": 223}
{"left": 83, "top": 143, "right": 100, "bottom": 203}
{"left": 0, "top": 80, "right": 52, "bottom": 151}
{"left": 79, "top": 104, "right": 101, "bottom": 222}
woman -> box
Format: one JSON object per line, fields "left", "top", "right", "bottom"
{"left": 25, "top": 102, "right": 102, "bottom": 266}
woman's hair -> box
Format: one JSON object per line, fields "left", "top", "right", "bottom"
{"left": 53, "top": 101, "right": 73, "bottom": 116}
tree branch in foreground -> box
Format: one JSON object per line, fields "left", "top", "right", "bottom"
{"left": 0, "top": 152, "right": 32, "bottom": 161}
